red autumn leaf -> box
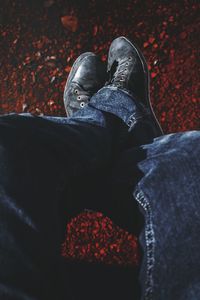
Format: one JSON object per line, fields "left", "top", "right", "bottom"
{"left": 61, "top": 15, "right": 78, "bottom": 32}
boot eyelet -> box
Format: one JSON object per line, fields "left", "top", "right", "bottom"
{"left": 80, "top": 102, "right": 86, "bottom": 108}
{"left": 126, "top": 63, "right": 129, "bottom": 67}
{"left": 77, "top": 96, "right": 81, "bottom": 100}
{"left": 128, "top": 57, "right": 132, "bottom": 61}
{"left": 75, "top": 89, "right": 79, "bottom": 94}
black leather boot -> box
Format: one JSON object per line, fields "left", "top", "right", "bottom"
{"left": 107, "top": 36, "right": 163, "bottom": 137}
{"left": 64, "top": 52, "right": 106, "bottom": 117}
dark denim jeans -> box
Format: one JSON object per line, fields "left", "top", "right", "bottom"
{"left": 0, "top": 86, "right": 199, "bottom": 299}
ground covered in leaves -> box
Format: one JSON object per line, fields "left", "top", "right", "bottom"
{"left": 0, "top": 0, "right": 199, "bottom": 268}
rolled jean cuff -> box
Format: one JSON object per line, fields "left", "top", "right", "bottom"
{"left": 89, "top": 86, "right": 149, "bottom": 129}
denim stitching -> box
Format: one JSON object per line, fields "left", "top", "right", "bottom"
{"left": 134, "top": 189, "right": 155, "bottom": 300}
{"left": 127, "top": 109, "right": 151, "bottom": 130}
{"left": 127, "top": 113, "right": 144, "bottom": 129}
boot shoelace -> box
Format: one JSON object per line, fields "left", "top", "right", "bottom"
{"left": 111, "top": 56, "right": 133, "bottom": 87}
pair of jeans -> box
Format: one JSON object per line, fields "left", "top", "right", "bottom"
{"left": 0, "top": 86, "right": 199, "bottom": 299}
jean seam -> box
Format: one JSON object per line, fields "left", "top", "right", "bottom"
{"left": 127, "top": 113, "right": 149, "bottom": 129}
{"left": 134, "top": 189, "right": 155, "bottom": 300}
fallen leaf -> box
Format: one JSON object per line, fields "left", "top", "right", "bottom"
{"left": 61, "top": 15, "right": 78, "bottom": 32}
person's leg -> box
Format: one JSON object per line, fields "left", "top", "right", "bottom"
{"left": 130, "top": 131, "right": 200, "bottom": 300}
